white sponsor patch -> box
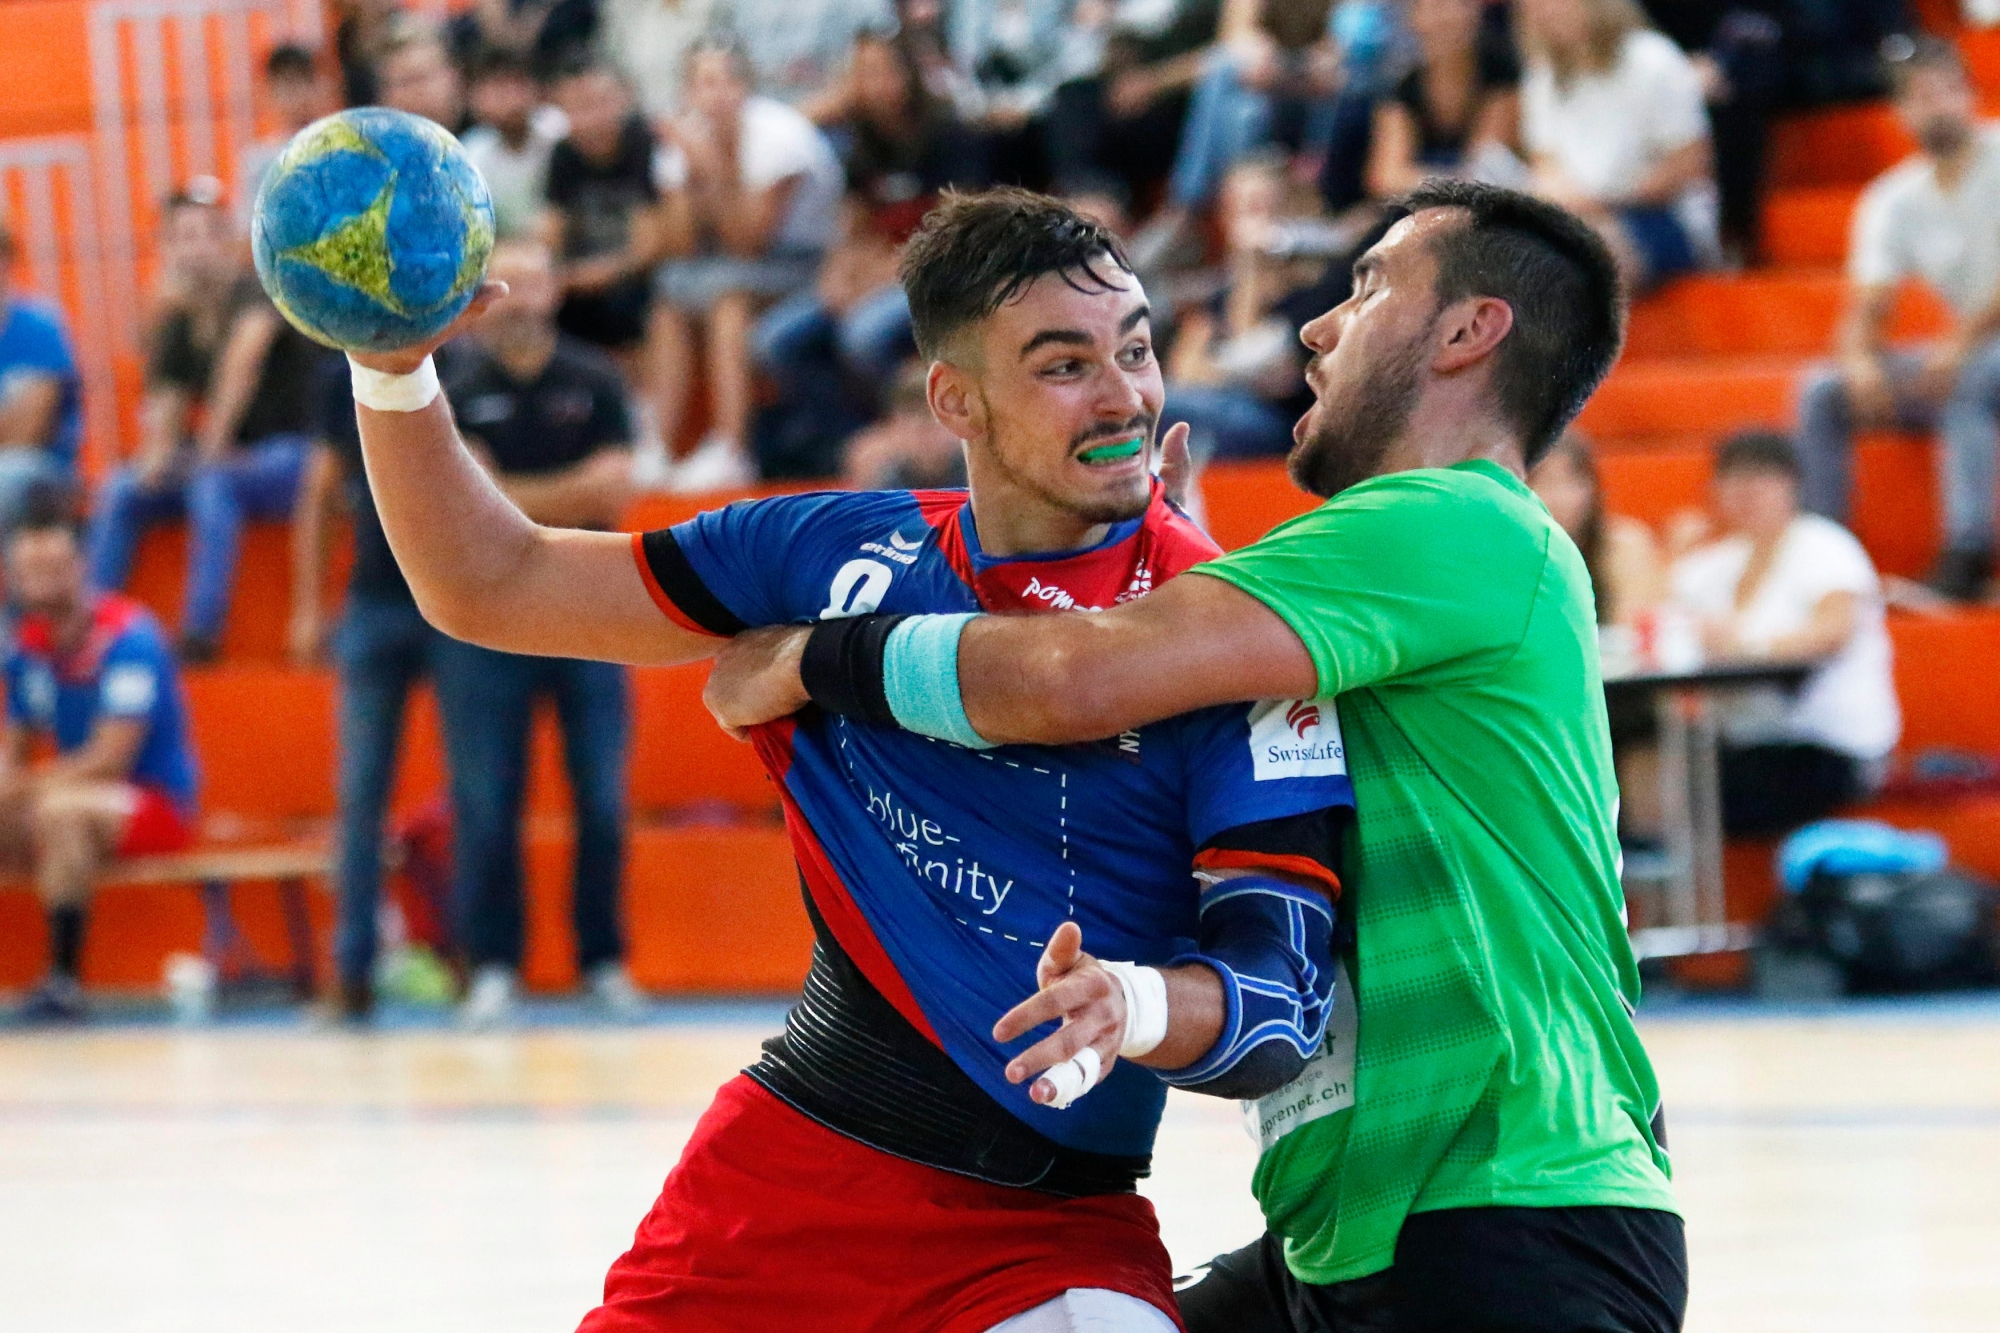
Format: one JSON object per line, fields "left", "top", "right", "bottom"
{"left": 1246, "top": 698, "right": 1347, "bottom": 781}
{"left": 101, "top": 663, "right": 158, "bottom": 715}
{"left": 1243, "top": 957, "right": 1357, "bottom": 1150}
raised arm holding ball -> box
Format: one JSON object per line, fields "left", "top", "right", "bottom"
{"left": 272, "top": 145, "right": 1354, "bottom": 1332}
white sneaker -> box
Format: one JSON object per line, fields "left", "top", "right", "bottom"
{"left": 667, "top": 433, "right": 756, "bottom": 494}
{"left": 588, "top": 962, "right": 646, "bottom": 1021}
{"left": 458, "top": 964, "right": 519, "bottom": 1030}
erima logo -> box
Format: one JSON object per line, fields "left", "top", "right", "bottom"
{"left": 860, "top": 530, "right": 923, "bottom": 566}
{"left": 1247, "top": 699, "right": 1347, "bottom": 781}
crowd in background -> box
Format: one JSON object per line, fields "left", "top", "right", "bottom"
{"left": 0, "top": 0, "right": 1960, "bottom": 1022}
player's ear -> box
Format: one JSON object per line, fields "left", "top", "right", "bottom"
{"left": 927, "top": 360, "right": 982, "bottom": 443}
{"left": 1431, "top": 295, "right": 1512, "bottom": 375}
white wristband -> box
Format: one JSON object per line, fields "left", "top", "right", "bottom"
{"left": 1102, "top": 960, "right": 1169, "bottom": 1060}
{"left": 348, "top": 354, "right": 441, "bottom": 413}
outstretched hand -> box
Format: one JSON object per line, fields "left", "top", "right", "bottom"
{"left": 703, "top": 624, "right": 814, "bottom": 740}
{"left": 347, "top": 280, "right": 509, "bottom": 376}
{"left": 992, "top": 921, "right": 1129, "bottom": 1106}
{"left": 1156, "top": 421, "right": 1194, "bottom": 511}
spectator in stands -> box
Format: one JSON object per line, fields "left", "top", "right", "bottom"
{"left": 595, "top": 0, "right": 716, "bottom": 121}
{"left": 1, "top": 485, "right": 198, "bottom": 1024}
{"left": 1637, "top": 0, "right": 1784, "bottom": 263}
{"left": 716, "top": 0, "right": 897, "bottom": 114}
{"left": 463, "top": 47, "right": 565, "bottom": 241}
{"left": 1518, "top": 0, "right": 1719, "bottom": 290}
{"left": 541, "top": 60, "right": 675, "bottom": 382}
{"left": 435, "top": 241, "right": 640, "bottom": 1027}
{"left": 333, "top": 0, "right": 400, "bottom": 107}
{"left": 379, "top": 29, "right": 471, "bottom": 135}
{"left": 1365, "top": 0, "right": 1521, "bottom": 198}
{"left": 651, "top": 37, "right": 843, "bottom": 490}
{"left": 292, "top": 354, "right": 458, "bottom": 1022}
{"left": 1671, "top": 431, "right": 1900, "bottom": 835}
{"left": 0, "top": 223, "right": 84, "bottom": 530}
{"left": 447, "top": 0, "right": 601, "bottom": 76}
{"left": 945, "top": 0, "right": 1096, "bottom": 188}
{"left": 237, "top": 44, "right": 337, "bottom": 235}
{"left": 1042, "top": 0, "right": 1221, "bottom": 204}
{"left": 89, "top": 189, "right": 323, "bottom": 663}
{"left": 1530, "top": 430, "right": 1664, "bottom": 627}
{"left": 1134, "top": 0, "right": 1393, "bottom": 264}
{"left": 1796, "top": 37, "right": 2000, "bottom": 604}
{"left": 1160, "top": 153, "right": 1317, "bottom": 460}
{"left": 750, "top": 29, "right": 984, "bottom": 478}
{"left": 841, "top": 359, "right": 966, "bottom": 488}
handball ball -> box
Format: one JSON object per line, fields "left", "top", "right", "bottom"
{"left": 251, "top": 107, "right": 495, "bottom": 353}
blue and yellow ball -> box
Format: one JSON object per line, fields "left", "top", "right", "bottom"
{"left": 251, "top": 107, "right": 495, "bottom": 353}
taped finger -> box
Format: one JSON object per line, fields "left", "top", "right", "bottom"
{"left": 1042, "top": 1045, "right": 1103, "bottom": 1110}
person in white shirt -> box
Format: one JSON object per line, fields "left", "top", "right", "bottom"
{"left": 650, "top": 36, "right": 844, "bottom": 491}
{"left": 1796, "top": 37, "right": 2000, "bottom": 604}
{"left": 1671, "top": 431, "right": 1901, "bottom": 836}
{"left": 595, "top": 0, "right": 717, "bottom": 122}
{"left": 461, "top": 48, "right": 568, "bottom": 242}
{"left": 1517, "top": 0, "right": 1717, "bottom": 290}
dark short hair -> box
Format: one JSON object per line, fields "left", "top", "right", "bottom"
{"left": 7, "top": 479, "right": 82, "bottom": 546}
{"left": 1886, "top": 33, "right": 1965, "bottom": 98}
{"left": 1714, "top": 429, "right": 1800, "bottom": 479}
{"left": 265, "top": 43, "right": 318, "bottom": 82}
{"left": 469, "top": 44, "right": 536, "bottom": 84}
{"left": 900, "top": 187, "right": 1135, "bottom": 361}
{"left": 549, "top": 52, "right": 624, "bottom": 90}
{"left": 1388, "top": 179, "right": 1625, "bottom": 467}
{"left": 684, "top": 33, "right": 754, "bottom": 86}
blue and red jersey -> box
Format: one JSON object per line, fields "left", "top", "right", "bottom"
{"left": 638, "top": 484, "right": 1353, "bottom": 1161}
{"left": 4, "top": 593, "right": 199, "bottom": 814}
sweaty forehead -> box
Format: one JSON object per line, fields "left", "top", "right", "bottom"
{"left": 998, "top": 269, "right": 1144, "bottom": 322}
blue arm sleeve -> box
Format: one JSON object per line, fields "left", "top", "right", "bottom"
{"left": 1160, "top": 874, "right": 1339, "bottom": 1101}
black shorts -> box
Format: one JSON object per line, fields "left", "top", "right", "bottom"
{"left": 1176, "top": 1206, "right": 1687, "bottom": 1333}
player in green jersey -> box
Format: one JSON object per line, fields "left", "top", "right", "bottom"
{"left": 704, "top": 180, "right": 1684, "bottom": 1332}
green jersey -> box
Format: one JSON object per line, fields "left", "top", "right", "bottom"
{"left": 1193, "top": 459, "right": 1677, "bottom": 1284}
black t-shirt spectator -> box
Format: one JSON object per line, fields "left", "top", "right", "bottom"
{"left": 150, "top": 275, "right": 324, "bottom": 446}
{"left": 544, "top": 116, "right": 658, "bottom": 263}
{"left": 445, "top": 336, "right": 633, "bottom": 514}
{"left": 311, "top": 355, "right": 411, "bottom": 604}
{"left": 1391, "top": 8, "right": 1521, "bottom": 163}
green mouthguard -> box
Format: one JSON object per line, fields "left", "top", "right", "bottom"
{"left": 1078, "top": 437, "right": 1144, "bottom": 464}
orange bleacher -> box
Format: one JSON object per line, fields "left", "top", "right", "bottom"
{"left": 4, "top": 4, "right": 2000, "bottom": 997}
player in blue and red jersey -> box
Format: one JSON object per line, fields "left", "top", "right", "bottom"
{"left": 345, "top": 189, "right": 1353, "bottom": 1332}
{"left": 1, "top": 486, "right": 198, "bottom": 1023}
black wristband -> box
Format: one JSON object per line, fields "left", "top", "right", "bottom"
{"left": 800, "top": 614, "right": 907, "bottom": 726}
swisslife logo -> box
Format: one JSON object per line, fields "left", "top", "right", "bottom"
{"left": 1247, "top": 698, "right": 1347, "bottom": 781}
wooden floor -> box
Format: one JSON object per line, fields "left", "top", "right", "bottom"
{"left": 1, "top": 1000, "right": 1996, "bottom": 1332}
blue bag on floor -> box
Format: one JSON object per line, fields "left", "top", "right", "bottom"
{"left": 1777, "top": 820, "right": 1949, "bottom": 895}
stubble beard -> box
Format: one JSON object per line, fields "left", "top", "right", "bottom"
{"left": 1288, "top": 332, "right": 1430, "bottom": 500}
{"left": 979, "top": 394, "right": 1156, "bottom": 526}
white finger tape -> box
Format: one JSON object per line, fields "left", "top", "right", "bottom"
{"left": 348, "top": 355, "right": 442, "bottom": 413}
{"left": 1043, "top": 1045, "right": 1103, "bottom": 1110}
{"left": 1102, "top": 960, "right": 1169, "bottom": 1059}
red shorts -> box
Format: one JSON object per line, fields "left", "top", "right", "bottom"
{"left": 116, "top": 785, "right": 193, "bottom": 858}
{"left": 578, "top": 1074, "right": 1183, "bottom": 1333}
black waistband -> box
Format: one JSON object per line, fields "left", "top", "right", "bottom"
{"left": 747, "top": 882, "right": 1149, "bottom": 1199}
